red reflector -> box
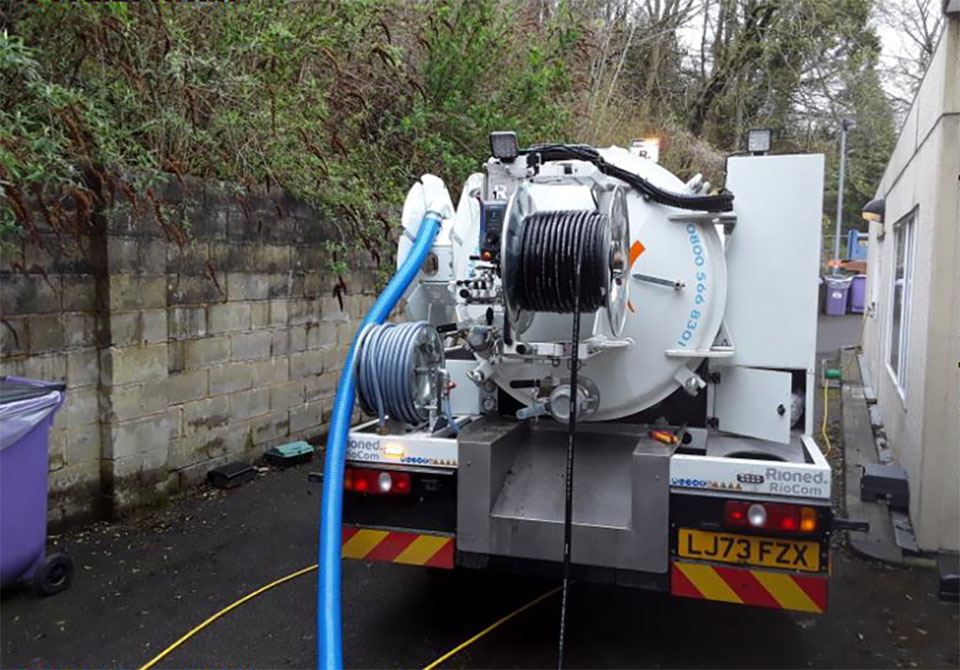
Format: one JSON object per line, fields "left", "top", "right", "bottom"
{"left": 779, "top": 515, "right": 798, "bottom": 531}
{"left": 724, "top": 501, "right": 750, "bottom": 527}
{"left": 344, "top": 468, "right": 411, "bottom": 496}
{"left": 392, "top": 472, "right": 411, "bottom": 493}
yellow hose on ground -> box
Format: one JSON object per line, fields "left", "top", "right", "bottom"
{"left": 821, "top": 333, "right": 865, "bottom": 459}
{"left": 819, "top": 299, "right": 870, "bottom": 459}
{"left": 421, "top": 586, "right": 562, "bottom": 670}
{"left": 138, "top": 563, "right": 559, "bottom": 670}
{"left": 138, "top": 564, "right": 318, "bottom": 670}
{"left": 820, "top": 378, "right": 833, "bottom": 457}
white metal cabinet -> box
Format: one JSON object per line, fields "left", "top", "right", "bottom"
{"left": 711, "top": 366, "right": 793, "bottom": 443}
{"left": 722, "top": 154, "right": 824, "bottom": 371}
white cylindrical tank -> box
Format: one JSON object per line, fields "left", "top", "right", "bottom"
{"left": 441, "top": 148, "right": 728, "bottom": 420}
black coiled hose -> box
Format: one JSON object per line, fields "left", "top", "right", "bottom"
{"left": 522, "top": 144, "right": 735, "bottom": 212}
{"left": 515, "top": 209, "right": 608, "bottom": 314}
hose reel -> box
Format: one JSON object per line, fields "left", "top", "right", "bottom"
{"left": 355, "top": 321, "right": 446, "bottom": 426}
{"left": 502, "top": 183, "right": 630, "bottom": 337}
{"left": 515, "top": 209, "right": 608, "bottom": 314}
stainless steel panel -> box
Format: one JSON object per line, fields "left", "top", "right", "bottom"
{"left": 456, "top": 417, "right": 528, "bottom": 555}
{"left": 457, "top": 417, "right": 673, "bottom": 573}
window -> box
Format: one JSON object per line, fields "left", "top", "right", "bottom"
{"left": 887, "top": 208, "right": 916, "bottom": 393}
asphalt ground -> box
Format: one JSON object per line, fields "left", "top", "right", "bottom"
{"left": 816, "top": 313, "right": 864, "bottom": 356}
{"left": 2, "top": 314, "right": 957, "bottom": 669}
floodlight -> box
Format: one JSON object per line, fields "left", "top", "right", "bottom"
{"left": 490, "top": 131, "right": 518, "bottom": 161}
{"left": 747, "top": 128, "right": 772, "bottom": 154}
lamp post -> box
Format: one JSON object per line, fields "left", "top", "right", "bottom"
{"left": 832, "top": 117, "right": 855, "bottom": 275}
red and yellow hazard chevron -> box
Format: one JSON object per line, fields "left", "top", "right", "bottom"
{"left": 341, "top": 526, "right": 454, "bottom": 569}
{"left": 671, "top": 562, "right": 827, "bottom": 613}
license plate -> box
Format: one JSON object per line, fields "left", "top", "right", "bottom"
{"left": 678, "top": 528, "right": 821, "bottom": 572}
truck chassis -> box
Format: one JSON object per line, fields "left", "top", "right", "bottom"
{"left": 341, "top": 415, "right": 832, "bottom": 614}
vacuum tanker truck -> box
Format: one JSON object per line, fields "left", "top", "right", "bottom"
{"left": 334, "top": 133, "right": 851, "bottom": 616}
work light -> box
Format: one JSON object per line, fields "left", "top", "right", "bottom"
{"left": 490, "top": 131, "right": 518, "bottom": 161}
{"left": 747, "top": 128, "right": 772, "bottom": 155}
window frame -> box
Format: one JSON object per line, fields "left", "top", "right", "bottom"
{"left": 885, "top": 206, "right": 917, "bottom": 400}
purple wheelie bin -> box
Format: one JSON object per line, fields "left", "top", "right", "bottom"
{"left": 0, "top": 377, "right": 73, "bottom": 595}
{"left": 823, "top": 276, "right": 853, "bottom": 316}
{"left": 849, "top": 275, "right": 867, "bottom": 313}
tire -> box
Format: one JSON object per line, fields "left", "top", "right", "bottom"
{"left": 36, "top": 553, "right": 73, "bottom": 596}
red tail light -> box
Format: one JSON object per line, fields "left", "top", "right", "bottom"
{"left": 723, "top": 501, "right": 817, "bottom": 534}
{"left": 344, "top": 467, "right": 411, "bottom": 496}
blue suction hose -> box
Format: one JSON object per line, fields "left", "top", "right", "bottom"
{"left": 317, "top": 210, "right": 442, "bottom": 669}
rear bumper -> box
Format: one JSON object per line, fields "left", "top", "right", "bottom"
{"left": 670, "top": 561, "right": 828, "bottom": 613}
{"left": 338, "top": 451, "right": 832, "bottom": 613}
{"left": 669, "top": 492, "right": 831, "bottom": 613}
{"left": 342, "top": 526, "right": 455, "bottom": 569}
{"left": 339, "top": 524, "right": 829, "bottom": 612}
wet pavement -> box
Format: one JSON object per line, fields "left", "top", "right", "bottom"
{"left": 816, "top": 313, "right": 863, "bottom": 355}
{"left": 2, "top": 315, "right": 957, "bottom": 669}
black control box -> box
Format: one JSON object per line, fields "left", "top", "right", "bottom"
{"left": 480, "top": 201, "right": 507, "bottom": 259}
{"left": 860, "top": 463, "right": 909, "bottom": 511}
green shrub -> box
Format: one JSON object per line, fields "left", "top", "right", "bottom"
{"left": 0, "top": 1, "right": 585, "bottom": 269}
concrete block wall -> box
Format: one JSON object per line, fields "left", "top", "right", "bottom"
{"left": 1, "top": 230, "right": 104, "bottom": 522}
{"left": 0, "top": 178, "right": 377, "bottom": 524}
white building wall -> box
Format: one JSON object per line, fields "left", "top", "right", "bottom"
{"left": 862, "top": 15, "right": 959, "bottom": 552}
{"left": 920, "top": 113, "right": 959, "bottom": 551}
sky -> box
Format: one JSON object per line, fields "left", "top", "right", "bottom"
{"left": 874, "top": 8, "right": 935, "bottom": 109}
{"left": 673, "top": 0, "right": 940, "bottom": 115}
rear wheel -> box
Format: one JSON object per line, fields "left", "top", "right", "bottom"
{"left": 36, "top": 553, "right": 73, "bottom": 596}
